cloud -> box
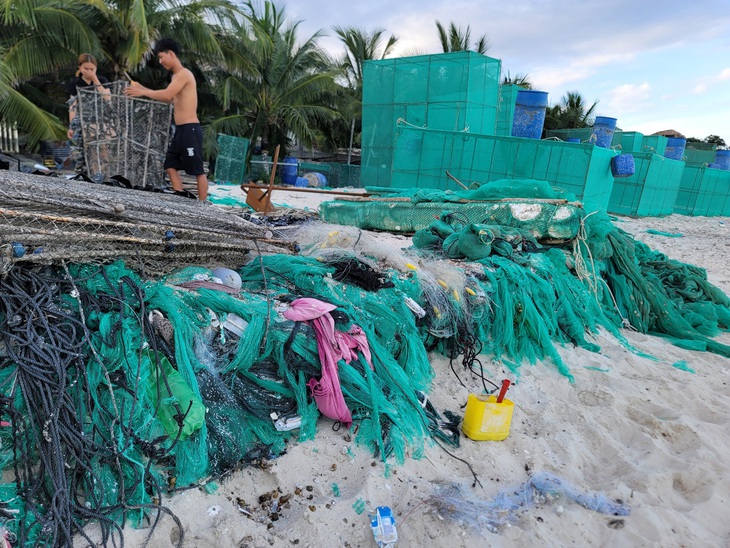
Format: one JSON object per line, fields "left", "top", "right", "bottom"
{"left": 605, "top": 83, "right": 652, "bottom": 114}
{"left": 690, "top": 67, "right": 730, "bottom": 95}
{"left": 717, "top": 68, "right": 730, "bottom": 81}
{"left": 529, "top": 52, "right": 634, "bottom": 92}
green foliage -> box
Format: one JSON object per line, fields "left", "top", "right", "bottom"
{"left": 0, "top": 0, "right": 238, "bottom": 149}
{"left": 544, "top": 90, "right": 599, "bottom": 131}
{"left": 435, "top": 21, "right": 488, "bottom": 54}
{"left": 501, "top": 70, "right": 532, "bottom": 90}
{"left": 704, "top": 134, "right": 726, "bottom": 148}
{"left": 208, "top": 0, "right": 339, "bottom": 157}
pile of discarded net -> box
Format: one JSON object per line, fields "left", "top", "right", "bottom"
{"left": 1, "top": 178, "right": 730, "bottom": 545}
{"left": 0, "top": 171, "right": 294, "bottom": 276}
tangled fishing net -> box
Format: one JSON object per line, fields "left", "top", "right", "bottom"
{"left": 1, "top": 173, "right": 729, "bottom": 545}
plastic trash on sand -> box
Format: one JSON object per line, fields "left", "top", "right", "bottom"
{"left": 370, "top": 506, "right": 397, "bottom": 547}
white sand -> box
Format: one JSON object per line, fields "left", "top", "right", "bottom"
{"left": 124, "top": 185, "right": 730, "bottom": 547}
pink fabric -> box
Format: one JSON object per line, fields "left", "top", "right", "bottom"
{"left": 283, "top": 298, "right": 373, "bottom": 426}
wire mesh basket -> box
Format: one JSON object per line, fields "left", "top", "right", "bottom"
{"left": 77, "top": 81, "right": 173, "bottom": 188}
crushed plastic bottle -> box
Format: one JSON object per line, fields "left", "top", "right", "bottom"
{"left": 370, "top": 506, "right": 397, "bottom": 547}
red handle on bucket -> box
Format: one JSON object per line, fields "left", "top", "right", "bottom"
{"left": 496, "top": 379, "right": 511, "bottom": 403}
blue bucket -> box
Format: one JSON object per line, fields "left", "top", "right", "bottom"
{"left": 511, "top": 90, "right": 548, "bottom": 140}
{"left": 664, "top": 138, "right": 686, "bottom": 161}
{"left": 590, "top": 116, "right": 617, "bottom": 148}
{"left": 611, "top": 154, "right": 635, "bottom": 178}
{"left": 714, "top": 149, "right": 730, "bottom": 170}
{"left": 280, "top": 156, "right": 298, "bottom": 185}
{"left": 566, "top": 138, "right": 581, "bottom": 143}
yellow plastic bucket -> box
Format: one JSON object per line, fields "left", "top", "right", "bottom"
{"left": 462, "top": 393, "right": 514, "bottom": 441}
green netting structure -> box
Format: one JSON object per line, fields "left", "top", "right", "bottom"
{"left": 298, "top": 161, "right": 362, "bottom": 188}
{"left": 361, "top": 52, "right": 502, "bottom": 187}
{"left": 641, "top": 134, "right": 668, "bottom": 156}
{"left": 683, "top": 141, "right": 717, "bottom": 166}
{"left": 495, "top": 84, "right": 519, "bottom": 137}
{"left": 544, "top": 128, "right": 596, "bottom": 144}
{"left": 321, "top": 179, "right": 583, "bottom": 237}
{"left": 245, "top": 156, "right": 361, "bottom": 188}
{"left": 608, "top": 153, "right": 685, "bottom": 216}
{"left": 674, "top": 164, "right": 730, "bottom": 216}
{"left": 389, "top": 123, "right": 615, "bottom": 209}
{"left": 611, "top": 131, "right": 644, "bottom": 152}
{"left": 213, "top": 134, "right": 250, "bottom": 185}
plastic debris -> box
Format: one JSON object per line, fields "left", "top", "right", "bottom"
{"left": 352, "top": 499, "right": 366, "bottom": 515}
{"left": 370, "top": 506, "right": 397, "bottom": 547}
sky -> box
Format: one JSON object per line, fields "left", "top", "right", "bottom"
{"left": 280, "top": 0, "right": 730, "bottom": 144}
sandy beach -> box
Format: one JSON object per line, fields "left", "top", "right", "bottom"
{"left": 109, "top": 184, "right": 730, "bottom": 548}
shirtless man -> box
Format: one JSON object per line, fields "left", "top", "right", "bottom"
{"left": 124, "top": 38, "right": 208, "bottom": 200}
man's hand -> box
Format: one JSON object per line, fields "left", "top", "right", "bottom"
{"left": 123, "top": 83, "right": 144, "bottom": 97}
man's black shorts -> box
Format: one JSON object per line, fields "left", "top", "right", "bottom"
{"left": 164, "top": 123, "right": 205, "bottom": 176}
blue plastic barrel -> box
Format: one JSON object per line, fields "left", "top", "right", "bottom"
{"left": 280, "top": 156, "right": 298, "bottom": 185}
{"left": 295, "top": 176, "right": 308, "bottom": 187}
{"left": 664, "top": 138, "right": 686, "bottom": 161}
{"left": 511, "top": 90, "right": 548, "bottom": 140}
{"left": 304, "top": 172, "right": 327, "bottom": 187}
{"left": 714, "top": 149, "right": 730, "bottom": 170}
{"left": 567, "top": 138, "right": 581, "bottom": 143}
{"left": 590, "top": 116, "right": 617, "bottom": 148}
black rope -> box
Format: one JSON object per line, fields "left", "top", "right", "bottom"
{"left": 0, "top": 264, "right": 184, "bottom": 547}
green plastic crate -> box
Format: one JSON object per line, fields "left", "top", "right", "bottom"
{"left": 674, "top": 164, "right": 730, "bottom": 216}
{"left": 607, "top": 152, "right": 685, "bottom": 216}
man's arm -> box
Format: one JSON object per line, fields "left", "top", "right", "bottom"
{"left": 123, "top": 71, "right": 191, "bottom": 102}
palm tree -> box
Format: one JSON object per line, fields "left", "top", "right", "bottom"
{"left": 501, "top": 71, "right": 532, "bottom": 90}
{"left": 0, "top": 0, "right": 238, "bottom": 148}
{"left": 435, "top": 21, "right": 488, "bottom": 54}
{"left": 210, "top": 0, "right": 339, "bottom": 157}
{"left": 331, "top": 26, "right": 397, "bottom": 155}
{"left": 0, "top": 0, "right": 101, "bottom": 147}
{"left": 544, "top": 91, "right": 599, "bottom": 131}
{"left": 334, "top": 26, "right": 398, "bottom": 91}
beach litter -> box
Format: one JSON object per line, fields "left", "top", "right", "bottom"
{"left": 428, "top": 472, "right": 630, "bottom": 534}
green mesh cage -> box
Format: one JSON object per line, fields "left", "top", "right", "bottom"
{"left": 280, "top": 161, "right": 363, "bottom": 188}
{"left": 641, "top": 134, "right": 668, "bottom": 156}
{"left": 495, "top": 84, "right": 519, "bottom": 136}
{"left": 214, "top": 134, "right": 250, "bottom": 184}
{"left": 684, "top": 142, "right": 717, "bottom": 166}
{"left": 674, "top": 164, "right": 730, "bottom": 216}
{"left": 544, "top": 128, "right": 595, "bottom": 143}
{"left": 387, "top": 124, "right": 615, "bottom": 209}
{"left": 361, "top": 52, "right": 502, "bottom": 189}
{"left": 607, "top": 153, "right": 685, "bottom": 216}
{"left": 611, "top": 131, "right": 644, "bottom": 152}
